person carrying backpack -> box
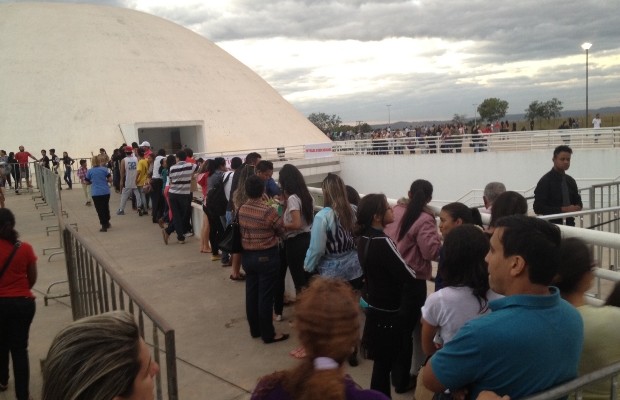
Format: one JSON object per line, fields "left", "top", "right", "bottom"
{"left": 206, "top": 157, "right": 229, "bottom": 261}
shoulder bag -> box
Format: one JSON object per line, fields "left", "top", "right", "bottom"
{"left": 218, "top": 213, "right": 243, "bottom": 254}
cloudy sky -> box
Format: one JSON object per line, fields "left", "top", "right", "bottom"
{"left": 6, "top": 0, "right": 620, "bottom": 124}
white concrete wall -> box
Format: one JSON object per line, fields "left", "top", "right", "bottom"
{"left": 338, "top": 148, "right": 620, "bottom": 204}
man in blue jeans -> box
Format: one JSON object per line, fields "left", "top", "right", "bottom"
{"left": 237, "top": 175, "right": 288, "bottom": 343}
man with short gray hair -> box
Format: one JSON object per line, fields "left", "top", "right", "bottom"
{"left": 483, "top": 182, "right": 506, "bottom": 212}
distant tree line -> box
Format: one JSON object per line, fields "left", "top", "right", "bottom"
{"left": 307, "top": 96, "right": 566, "bottom": 134}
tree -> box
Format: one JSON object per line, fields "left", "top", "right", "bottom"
{"left": 308, "top": 112, "right": 342, "bottom": 133}
{"left": 524, "top": 100, "right": 545, "bottom": 123}
{"left": 359, "top": 122, "right": 373, "bottom": 133}
{"left": 524, "top": 98, "right": 564, "bottom": 129}
{"left": 477, "top": 98, "right": 509, "bottom": 122}
{"left": 452, "top": 113, "right": 467, "bottom": 125}
{"left": 543, "top": 98, "right": 563, "bottom": 120}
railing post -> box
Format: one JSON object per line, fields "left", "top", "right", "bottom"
{"left": 62, "top": 228, "right": 81, "bottom": 321}
{"left": 165, "top": 331, "right": 179, "bottom": 400}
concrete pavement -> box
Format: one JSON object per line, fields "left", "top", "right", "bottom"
{"left": 1, "top": 185, "right": 414, "bottom": 400}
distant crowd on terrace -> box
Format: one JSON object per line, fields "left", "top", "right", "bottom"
{"left": 326, "top": 113, "right": 603, "bottom": 153}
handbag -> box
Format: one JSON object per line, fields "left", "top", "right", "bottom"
{"left": 218, "top": 214, "right": 242, "bottom": 254}
{"left": 142, "top": 181, "right": 152, "bottom": 194}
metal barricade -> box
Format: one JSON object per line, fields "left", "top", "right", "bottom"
{"left": 521, "top": 361, "right": 620, "bottom": 400}
{"left": 62, "top": 224, "right": 178, "bottom": 400}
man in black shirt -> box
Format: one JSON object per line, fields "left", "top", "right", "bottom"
{"left": 533, "top": 145, "right": 582, "bottom": 226}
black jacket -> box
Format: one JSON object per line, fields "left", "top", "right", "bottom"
{"left": 533, "top": 168, "right": 582, "bottom": 225}
{"left": 358, "top": 228, "right": 416, "bottom": 311}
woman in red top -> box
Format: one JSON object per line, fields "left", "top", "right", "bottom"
{"left": 0, "top": 208, "right": 37, "bottom": 400}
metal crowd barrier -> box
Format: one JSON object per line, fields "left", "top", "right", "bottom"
{"left": 62, "top": 223, "right": 178, "bottom": 400}
{"left": 540, "top": 207, "right": 620, "bottom": 277}
{"left": 521, "top": 361, "right": 620, "bottom": 400}
{"left": 32, "top": 164, "right": 69, "bottom": 257}
{"left": 588, "top": 181, "right": 620, "bottom": 210}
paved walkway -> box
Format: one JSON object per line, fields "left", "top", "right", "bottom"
{"left": 0, "top": 186, "right": 413, "bottom": 400}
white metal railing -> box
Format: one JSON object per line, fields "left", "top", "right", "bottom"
{"left": 520, "top": 361, "right": 620, "bottom": 400}
{"left": 195, "top": 144, "right": 308, "bottom": 163}
{"left": 331, "top": 128, "right": 620, "bottom": 155}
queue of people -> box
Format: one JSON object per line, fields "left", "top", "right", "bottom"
{"left": 1, "top": 144, "right": 618, "bottom": 400}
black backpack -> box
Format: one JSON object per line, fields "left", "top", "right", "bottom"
{"left": 206, "top": 172, "right": 231, "bottom": 216}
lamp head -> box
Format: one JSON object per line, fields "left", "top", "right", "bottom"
{"left": 581, "top": 42, "right": 592, "bottom": 51}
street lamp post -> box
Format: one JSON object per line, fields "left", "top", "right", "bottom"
{"left": 473, "top": 103, "right": 478, "bottom": 127}
{"left": 386, "top": 104, "right": 391, "bottom": 130}
{"left": 581, "top": 42, "right": 592, "bottom": 127}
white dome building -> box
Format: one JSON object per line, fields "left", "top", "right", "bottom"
{"left": 0, "top": 2, "right": 329, "bottom": 157}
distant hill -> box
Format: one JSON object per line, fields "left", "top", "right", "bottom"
{"left": 370, "top": 106, "right": 620, "bottom": 129}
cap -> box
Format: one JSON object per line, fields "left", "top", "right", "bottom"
{"left": 139, "top": 141, "right": 151, "bottom": 147}
{"left": 124, "top": 146, "right": 134, "bottom": 153}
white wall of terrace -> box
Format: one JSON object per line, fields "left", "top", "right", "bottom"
{"left": 338, "top": 147, "right": 620, "bottom": 206}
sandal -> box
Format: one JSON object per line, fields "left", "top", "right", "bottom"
{"left": 289, "top": 346, "right": 307, "bottom": 359}
{"left": 229, "top": 274, "right": 246, "bottom": 281}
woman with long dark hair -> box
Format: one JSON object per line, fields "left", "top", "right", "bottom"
{"left": 421, "top": 225, "right": 500, "bottom": 356}
{"left": 391, "top": 179, "right": 441, "bottom": 394}
{"left": 0, "top": 208, "right": 37, "bottom": 400}
{"left": 274, "top": 164, "right": 313, "bottom": 320}
{"left": 435, "top": 202, "right": 483, "bottom": 290}
{"left": 356, "top": 194, "right": 416, "bottom": 398}
{"left": 206, "top": 157, "right": 227, "bottom": 260}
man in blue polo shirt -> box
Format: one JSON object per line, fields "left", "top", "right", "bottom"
{"left": 423, "top": 215, "right": 583, "bottom": 399}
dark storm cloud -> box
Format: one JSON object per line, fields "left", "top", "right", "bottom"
{"left": 170, "top": 0, "right": 619, "bottom": 61}
{"left": 3, "top": 0, "right": 616, "bottom": 121}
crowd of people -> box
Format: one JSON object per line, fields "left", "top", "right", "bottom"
{"left": 0, "top": 143, "right": 618, "bottom": 400}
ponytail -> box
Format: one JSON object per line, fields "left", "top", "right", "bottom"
{"left": 398, "top": 180, "right": 433, "bottom": 241}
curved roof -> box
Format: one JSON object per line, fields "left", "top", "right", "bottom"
{"left": 0, "top": 2, "right": 329, "bottom": 156}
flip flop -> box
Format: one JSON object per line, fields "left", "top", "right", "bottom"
{"left": 289, "top": 346, "right": 307, "bottom": 359}
{"left": 229, "top": 274, "right": 245, "bottom": 281}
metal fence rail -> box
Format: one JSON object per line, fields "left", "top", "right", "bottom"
{"left": 195, "top": 144, "right": 308, "bottom": 163}
{"left": 62, "top": 224, "right": 178, "bottom": 400}
{"left": 331, "top": 128, "right": 620, "bottom": 155}
{"left": 521, "top": 361, "right": 620, "bottom": 400}
{"left": 540, "top": 206, "right": 620, "bottom": 277}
